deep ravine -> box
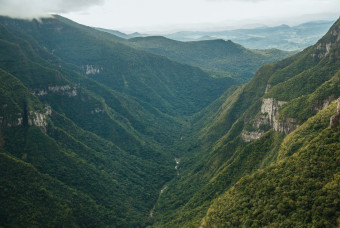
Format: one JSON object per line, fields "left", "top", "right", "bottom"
{"left": 149, "top": 158, "right": 181, "bottom": 217}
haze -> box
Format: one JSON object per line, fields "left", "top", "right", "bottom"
{"left": 0, "top": 0, "right": 339, "bottom": 33}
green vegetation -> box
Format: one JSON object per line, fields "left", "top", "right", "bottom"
{"left": 0, "top": 15, "right": 339, "bottom": 228}
{"left": 0, "top": 16, "right": 235, "bottom": 116}
{"left": 128, "top": 36, "right": 293, "bottom": 79}
{"left": 0, "top": 152, "right": 110, "bottom": 227}
{"left": 149, "top": 18, "right": 340, "bottom": 227}
{"left": 202, "top": 102, "right": 340, "bottom": 227}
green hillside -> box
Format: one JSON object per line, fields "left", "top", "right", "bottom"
{"left": 128, "top": 36, "right": 293, "bottom": 79}
{"left": 0, "top": 16, "right": 236, "bottom": 116}
{"left": 150, "top": 18, "right": 340, "bottom": 227}
{"left": 0, "top": 14, "right": 339, "bottom": 227}
{"left": 0, "top": 62, "right": 174, "bottom": 226}
{"left": 202, "top": 101, "right": 340, "bottom": 227}
{"left": 0, "top": 15, "right": 227, "bottom": 226}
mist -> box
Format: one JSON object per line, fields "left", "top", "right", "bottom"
{"left": 0, "top": 0, "right": 105, "bottom": 19}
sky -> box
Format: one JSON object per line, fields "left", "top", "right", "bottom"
{"left": 0, "top": 0, "right": 339, "bottom": 33}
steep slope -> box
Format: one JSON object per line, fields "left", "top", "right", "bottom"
{"left": 0, "top": 15, "right": 234, "bottom": 226}
{"left": 202, "top": 100, "right": 340, "bottom": 227}
{"left": 0, "top": 21, "right": 172, "bottom": 157}
{"left": 0, "top": 67, "right": 175, "bottom": 226}
{"left": 0, "top": 152, "right": 109, "bottom": 227}
{"left": 150, "top": 18, "right": 340, "bottom": 227}
{"left": 0, "top": 16, "right": 235, "bottom": 116}
{"left": 128, "top": 36, "right": 293, "bottom": 79}
{"left": 1, "top": 14, "right": 339, "bottom": 227}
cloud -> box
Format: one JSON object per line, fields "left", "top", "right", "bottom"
{"left": 0, "top": 0, "right": 105, "bottom": 19}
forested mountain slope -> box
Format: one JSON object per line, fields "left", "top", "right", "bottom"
{"left": 0, "top": 23, "right": 174, "bottom": 227}
{"left": 0, "top": 14, "right": 338, "bottom": 227}
{"left": 202, "top": 100, "right": 340, "bottom": 227}
{"left": 128, "top": 36, "right": 293, "bottom": 79}
{"left": 150, "top": 17, "right": 340, "bottom": 227}
{"left": 0, "top": 16, "right": 235, "bottom": 116}
{"left": 0, "top": 15, "right": 238, "bottom": 226}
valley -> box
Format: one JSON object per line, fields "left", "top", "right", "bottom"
{"left": 0, "top": 14, "right": 339, "bottom": 228}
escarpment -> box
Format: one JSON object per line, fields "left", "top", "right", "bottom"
{"left": 330, "top": 97, "right": 340, "bottom": 129}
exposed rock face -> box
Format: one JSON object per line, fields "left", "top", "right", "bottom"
{"left": 241, "top": 130, "right": 264, "bottom": 143}
{"left": 48, "top": 85, "right": 78, "bottom": 96}
{"left": 0, "top": 105, "right": 51, "bottom": 130}
{"left": 264, "top": 84, "right": 272, "bottom": 94}
{"left": 330, "top": 98, "right": 340, "bottom": 129}
{"left": 29, "top": 106, "right": 52, "bottom": 129}
{"left": 28, "top": 111, "right": 47, "bottom": 128}
{"left": 241, "top": 97, "right": 299, "bottom": 142}
{"left": 261, "top": 98, "right": 299, "bottom": 135}
{"left": 313, "top": 95, "right": 336, "bottom": 112}
{"left": 260, "top": 98, "right": 287, "bottom": 123}
{"left": 84, "top": 65, "right": 102, "bottom": 75}
{"left": 90, "top": 108, "right": 104, "bottom": 114}
{"left": 0, "top": 113, "right": 24, "bottom": 127}
{"left": 311, "top": 24, "right": 340, "bottom": 60}
{"left": 252, "top": 114, "right": 270, "bottom": 129}
{"left": 273, "top": 117, "right": 300, "bottom": 135}
{"left": 34, "top": 85, "right": 78, "bottom": 97}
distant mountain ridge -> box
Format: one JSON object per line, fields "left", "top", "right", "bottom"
{"left": 164, "top": 20, "right": 336, "bottom": 50}
{"left": 127, "top": 36, "right": 293, "bottom": 79}
{"left": 95, "top": 20, "right": 335, "bottom": 51}
{"left": 95, "top": 27, "right": 147, "bottom": 39}
{"left": 94, "top": 26, "right": 294, "bottom": 80}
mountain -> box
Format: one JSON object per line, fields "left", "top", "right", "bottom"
{"left": 0, "top": 14, "right": 339, "bottom": 227}
{"left": 166, "top": 20, "right": 335, "bottom": 51}
{"left": 149, "top": 18, "right": 340, "bottom": 227}
{"left": 127, "top": 36, "right": 293, "bottom": 79}
{"left": 95, "top": 27, "right": 147, "bottom": 39}
{"left": 0, "top": 17, "right": 172, "bottom": 227}
{"left": 0, "top": 14, "right": 240, "bottom": 226}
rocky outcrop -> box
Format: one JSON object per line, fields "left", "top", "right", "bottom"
{"left": 29, "top": 106, "right": 51, "bottom": 129}
{"left": 0, "top": 113, "right": 23, "bottom": 127}
{"left": 261, "top": 98, "right": 300, "bottom": 134}
{"left": 273, "top": 117, "right": 300, "bottom": 135}
{"left": 34, "top": 85, "right": 78, "bottom": 97}
{"left": 0, "top": 105, "right": 51, "bottom": 130}
{"left": 241, "top": 97, "right": 299, "bottom": 142}
{"left": 241, "top": 130, "right": 264, "bottom": 143}
{"left": 90, "top": 108, "right": 104, "bottom": 114}
{"left": 313, "top": 95, "right": 336, "bottom": 112}
{"left": 264, "top": 84, "right": 272, "bottom": 94}
{"left": 311, "top": 24, "right": 340, "bottom": 60}
{"left": 83, "top": 65, "right": 102, "bottom": 75}
{"left": 261, "top": 98, "right": 287, "bottom": 122}
{"left": 330, "top": 98, "right": 340, "bottom": 129}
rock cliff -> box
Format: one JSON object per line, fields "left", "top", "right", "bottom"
{"left": 0, "top": 105, "right": 51, "bottom": 130}
{"left": 241, "top": 97, "right": 300, "bottom": 142}
{"left": 34, "top": 85, "right": 78, "bottom": 97}
{"left": 330, "top": 97, "right": 340, "bottom": 129}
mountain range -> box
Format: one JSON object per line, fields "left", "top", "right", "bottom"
{"left": 126, "top": 37, "right": 293, "bottom": 80}
{"left": 165, "top": 20, "right": 336, "bottom": 51}
{"left": 100, "top": 20, "right": 335, "bottom": 51}
{"left": 0, "top": 15, "right": 339, "bottom": 227}
{"left": 94, "top": 25, "right": 293, "bottom": 80}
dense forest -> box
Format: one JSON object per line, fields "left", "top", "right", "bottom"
{"left": 0, "top": 15, "right": 339, "bottom": 227}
